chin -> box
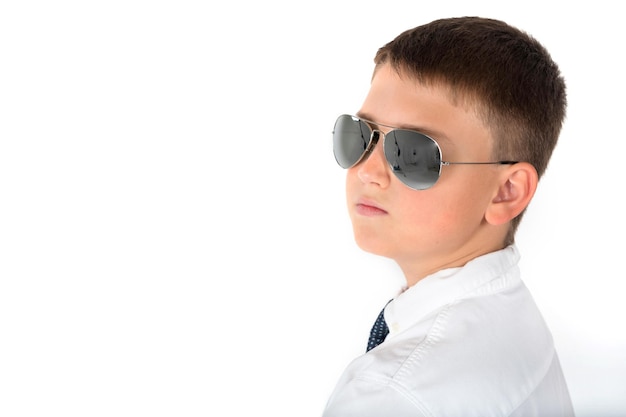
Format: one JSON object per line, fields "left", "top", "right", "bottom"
{"left": 352, "top": 231, "right": 393, "bottom": 258}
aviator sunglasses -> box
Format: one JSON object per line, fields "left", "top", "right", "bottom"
{"left": 333, "top": 114, "right": 518, "bottom": 190}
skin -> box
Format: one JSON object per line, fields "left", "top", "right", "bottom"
{"left": 346, "top": 64, "right": 537, "bottom": 287}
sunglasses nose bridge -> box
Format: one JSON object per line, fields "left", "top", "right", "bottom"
{"left": 364, "top": 129, "right": 383, "bottom": 155}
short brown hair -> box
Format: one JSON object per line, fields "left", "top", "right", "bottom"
{"left": 374, "top": 17, "right": 567, "bottom": 245}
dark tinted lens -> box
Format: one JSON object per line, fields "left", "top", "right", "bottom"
{"left": 383, "top": 130, "right": 441, "bottom": 190}
{"left": 333, "top": 115, "right": 372, "bottom": 168}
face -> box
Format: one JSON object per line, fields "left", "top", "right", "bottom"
{"left": 346, "top": 64, "right": 504, "bottom": 283}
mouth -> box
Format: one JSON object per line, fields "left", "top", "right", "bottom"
{"left": 355, "top": 198, "right": 388, "bottom": 216}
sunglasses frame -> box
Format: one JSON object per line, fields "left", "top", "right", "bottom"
{"left": 334, "top": 114, "right": 518, "bottom": 190}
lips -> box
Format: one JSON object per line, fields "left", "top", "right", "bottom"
{"left": 355, "top": 198, "right": 388, "bottom": 216}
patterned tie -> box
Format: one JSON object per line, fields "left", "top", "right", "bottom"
{"left": 366, "top": 301, "right": 391, "bottom": 352}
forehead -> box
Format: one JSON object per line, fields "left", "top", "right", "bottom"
{"left": 359, "top": 64, "right": 493, "bottom": 153}
{"left": 356, "top": 113, "right": 449, "bottom": 145}
{"left": 373, "top": 62, "right": 486, "bottom": 114}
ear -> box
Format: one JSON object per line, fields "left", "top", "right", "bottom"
{"left": 485, "top": 162, "right": 538, "bottom": 226}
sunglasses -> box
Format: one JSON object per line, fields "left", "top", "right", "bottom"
{"left": 333, "top": 114, "right": 517, "bottom": 190}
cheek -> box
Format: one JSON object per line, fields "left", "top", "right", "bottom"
{"left": 345, "top": 168, "right": 359, "bottom": 196}
{"left": 433, "top": 191, "right": 491, "bottom": 240}
{"left": 401, "top": 192, "right": 478, "bottom": 236}
{"left": 396, "top": 196, "right": 444, "bottom": 239}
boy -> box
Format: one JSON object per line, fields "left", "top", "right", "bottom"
{"left": 325, "top": 17, "right": 574, "bottom": 416}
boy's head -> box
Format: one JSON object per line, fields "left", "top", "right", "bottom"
{"left": 334, "top": 17, "right": 566, "bottom": 282}
{"left": 373, "top": 17, "right": 567, "bottom": 245}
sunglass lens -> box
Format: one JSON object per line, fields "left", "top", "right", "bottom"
{"left": 333, "top": 115, "right": 372, "bottom": 168}
{"left": 383, "top": 130, "right": 442, "bottom": 190}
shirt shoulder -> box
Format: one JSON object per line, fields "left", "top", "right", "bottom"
{"left": 325, "top": 283, "right": 573, "bottom": 416}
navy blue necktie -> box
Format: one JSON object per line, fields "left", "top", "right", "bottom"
{"left": 367, "top": 301, "right": 391, "bottom": 352}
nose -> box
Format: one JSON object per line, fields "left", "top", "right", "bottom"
{"left": 355, "top": 131, "right": 391, "bottom": 188}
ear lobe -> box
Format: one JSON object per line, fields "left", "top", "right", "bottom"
{"left": 485, "top": 162, "right": 538, "bottom": 226}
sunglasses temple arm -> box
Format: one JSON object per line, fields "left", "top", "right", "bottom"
{"left": 442, "top": 161, "right": 518, "bottom": 166}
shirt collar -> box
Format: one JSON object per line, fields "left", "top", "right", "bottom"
{"left": 384, "top": 245, "right": 521, "bottom": 336}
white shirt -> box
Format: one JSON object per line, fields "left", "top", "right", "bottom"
{"left": 323, "top": 246, "right": 574, "bottom": 417}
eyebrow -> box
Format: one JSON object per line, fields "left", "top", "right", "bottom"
{"left": 355, "top": 111, "right": 452, "bottom": 143}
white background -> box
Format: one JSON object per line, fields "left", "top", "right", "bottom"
{"left": 1, "top": 1, "right": 624, "bottom": 416}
